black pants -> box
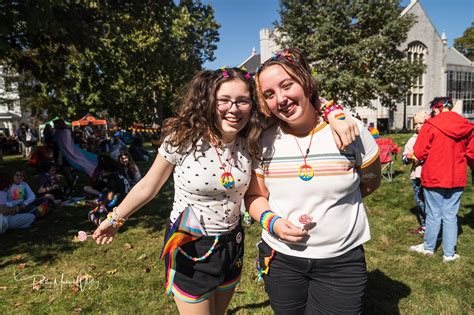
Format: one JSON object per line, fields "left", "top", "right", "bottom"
{"left": 259, "top": 242, "right": 367, "bottom": 315}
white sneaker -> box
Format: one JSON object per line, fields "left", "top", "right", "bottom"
{"left": 409, "top": 243, "right": 434, "bottom": 256}
{"left": 443, "top": 254, "right": 460, "bottom": 263}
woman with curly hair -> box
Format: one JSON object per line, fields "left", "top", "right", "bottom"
{"left": 93, "top": 67, "right": 263, "bottom": 314}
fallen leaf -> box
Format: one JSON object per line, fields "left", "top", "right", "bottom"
{"left": 142, "top": 267, "right": 150, "bottom": 273}
{"left": 14, "top": 302, "right": 23, "bottom": 307}
{"left": 48, "top": 297, "right": 55, "bottom": 304}
{"left": 12, "top": 255, "right": 22, "bottom": 262}
{"left": 18, "top": 263, "right": 27, "bottom": 270}
{"left": 74, "top": 307, "right": 82, "bottom": 313}
{"left": 76, "top": 273, "right": 94, "bottom": 282}
{"left": 32, "top": 282, "right": 41, "bottom": 291}
{"left": 71, "top": 286, "right": 80, "bottom": 293}
{"left": 124, "top": 242, "right": 133, "bottom": 250}
{"left": 0, "top": 286, "right": 7, "bottom": 290}
{"left": 137, "top": 254, "right": 147, "bottom": 260}
{"left": 106, "top": 269, "right": 118, "bottom": 275}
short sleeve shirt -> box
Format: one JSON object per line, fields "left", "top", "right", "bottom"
{"left": 255, "top": 120, "right": 379, "bottom": 259}
{"left": 159, "top": 137, "right": 252, "bottom": 235}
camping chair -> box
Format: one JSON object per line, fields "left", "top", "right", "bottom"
{"left": 375, "top": 138, "right": 396, "bottom": 182}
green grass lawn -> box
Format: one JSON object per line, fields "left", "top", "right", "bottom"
{"left": 1, "top": 134, "right": 473, "bottom": 314}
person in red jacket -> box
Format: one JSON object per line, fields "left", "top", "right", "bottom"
{"left": 409, "top": 97, "right": 474, "bottom": 262}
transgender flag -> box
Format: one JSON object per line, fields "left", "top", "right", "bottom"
{"left": 160, "top": 206, "right": 206, "bottom": 260}
{"left": 55, "top": 128, "right": 98, "bottom": 177}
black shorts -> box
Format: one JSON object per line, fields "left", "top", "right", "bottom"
{"left": 258, "top": 240, "right": 367, "bottom": 315}
{"left": 164, "top": 224, "right": 244, "bottom": 303}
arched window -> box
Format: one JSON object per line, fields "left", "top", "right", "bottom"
{"left": 406, "top": 42, "right": 427, "bottom": 106}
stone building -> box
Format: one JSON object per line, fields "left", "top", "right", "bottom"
{"left": 240, "top": 0, "right": 474, "bottom": 130}
{"left": 0, "top": 65, "right": 26, "bottom": 136}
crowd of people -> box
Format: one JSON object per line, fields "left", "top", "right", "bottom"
{"left": 1, "top": 48, "right": 473, "bottom": 314}
{"left": 0, "top": 119, "right": 149, "bottom": 234}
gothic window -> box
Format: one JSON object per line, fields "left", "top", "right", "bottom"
{"left": 407, "top": 42, "right": 426, "bottom": 106}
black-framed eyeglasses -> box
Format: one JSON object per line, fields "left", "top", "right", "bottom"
{"left": 216, "top": 98, "right": 252, "bottom": 111}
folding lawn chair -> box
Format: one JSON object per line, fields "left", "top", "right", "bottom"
{"left": 375, "top": 138, "right": 395, "bottom": 182}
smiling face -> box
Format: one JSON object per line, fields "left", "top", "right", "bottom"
{"left": 119, "top": 153, "right": 129, "bottom": 165}
{"left": 215, "top": 79, "right": 252, "bottom": 143}
{"left": 258, "top": 65, "right": 316, "bottom": 132}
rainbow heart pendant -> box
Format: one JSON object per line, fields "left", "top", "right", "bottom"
{"left": 220, "top": 172, "right": 235, "bottom": 188}
{"left": 297, "top": 165, "right": 314, "bottom": 181}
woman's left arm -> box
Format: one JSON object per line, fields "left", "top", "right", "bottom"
{"left": 359, "top": 157, "right": 381, "bottom": 198}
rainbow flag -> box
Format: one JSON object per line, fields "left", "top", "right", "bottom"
{"left": 369, "top": 127, "right": 380, "bottom": 139}
{"left": 160, "top": 207, "right": 206, "bottom": 260}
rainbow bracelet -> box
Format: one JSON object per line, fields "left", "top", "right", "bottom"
{"left": 260, "top": 210, "right": 282, "bottom": 235}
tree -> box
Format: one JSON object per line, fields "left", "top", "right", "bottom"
{"left": 276, "top": 0, "right": 425, "bottom": 109}
{"left": 454, "top": 23, "right": 474, "bottom": 61}
{"left": 0, "top": 1, "right": 219, "bottom": 125}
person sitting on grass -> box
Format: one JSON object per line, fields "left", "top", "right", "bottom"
{"left": 402, "top": 111, "right": 429, "bottom": 235}
{"left": 37, "top": 160, "right": 65, "bottom": 205}
{"left": 0, "top": 172, "right": 35, "bottom": 234}
{"left": 6, "top": 170, "right": 49, "bottom": 218}
{"left": 117, "top": 150, "right": 142, "bottom": 187}
{"left": 88, "top": 156, "right": 130, "bottom": 226}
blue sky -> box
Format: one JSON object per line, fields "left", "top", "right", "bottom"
{"left": 202, "top": 0, "right": 474, "bottom": 69}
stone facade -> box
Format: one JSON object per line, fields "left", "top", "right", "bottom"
{"left": 0, "top": 65, "right": 25, "bottom": 136}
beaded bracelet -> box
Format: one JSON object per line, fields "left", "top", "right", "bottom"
{"left": 323, "top": 104, "right": 345, "bottom": 122}
{"left": 106, "top": 207, "right": 127, "bottom": 228}
{"left": 260, "top": 210, "right": 282, "bottom": 235}
{"left": 320, "top": 100, "right": 334, "bottom": 112}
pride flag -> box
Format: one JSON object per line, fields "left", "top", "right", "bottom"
{"left": 160, "top": 207, "right": 206, "bottom": 260}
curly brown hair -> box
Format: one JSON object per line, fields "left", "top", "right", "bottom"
{"left": 160, "top": 68, "right": 263, "bottom": 157}
{"left": 255, "top": 48, "right": 321, "bottom": 119}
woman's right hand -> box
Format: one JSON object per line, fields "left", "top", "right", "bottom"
{"left": 273, "top": 218, "right": 308, "bottom": 242}
{"left": 92, "top": 220, "right": 119, "bottom": 245}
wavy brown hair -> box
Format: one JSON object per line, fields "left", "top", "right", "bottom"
{"left": 160, "top": 68, "right": 263, "bottom": 158}
{"left": 255, "top": 48, "right": 321, "bottom": 119}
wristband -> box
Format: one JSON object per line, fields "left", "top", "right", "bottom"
{"left": 259, "top": 210, "right": 281, "bottom": 235}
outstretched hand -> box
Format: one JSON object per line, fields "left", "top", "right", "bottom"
{"left": 93, "top": 220, "right": 119, "bottom": 245}
{"left": 272, "top": 218, "right": 308, "bottom": 243}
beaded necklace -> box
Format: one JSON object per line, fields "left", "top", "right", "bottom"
{"left": 178, "top": 236, "right": 220, "bottom": 262}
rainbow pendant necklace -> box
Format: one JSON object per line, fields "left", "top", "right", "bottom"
{"left": 213, "top": 141, "right": 237, "bottom": 189}
{"left": 293, "top": 126, "right": 315, "bottom": 181}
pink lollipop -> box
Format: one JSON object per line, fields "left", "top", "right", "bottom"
{"left": 298, "top": 214, "right": 316, "bottom": 231}
{"left": 78, "top": 231, "right": 90, "bottom": 242}
{"left": 298, "top": 214, "right": 313, "bottom": 225}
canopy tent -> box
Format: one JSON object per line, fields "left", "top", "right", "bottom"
{"left": 72, "top": 114, "right": 107, "bottom": 127}
{"left": 38, "top": 117, "right": 71, "bottom": 140}
{"left": 39, "top": 116, "right": 71, "bottom": 129}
